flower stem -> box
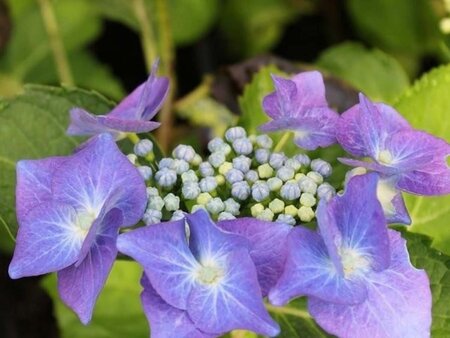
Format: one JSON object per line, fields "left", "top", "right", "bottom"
{"left": 274, "top": 131, "right": 293, "bottom": 152}
{"left": 174, "top": 76, "right": 213, "bottom": 112}
{"left": 0, "top": 214, "right": 15, "bottom": 243}
{"left": 154, "top": 0, "right": 176, "bottom": 153}
{"left": 127, "top": 133, "right": 141, "bottom": 145}
{"left": 37, "top": 0, "right": 74, "bottom": 85}
{"left": 131, "top": 0, "right": 158, "bottom": 71}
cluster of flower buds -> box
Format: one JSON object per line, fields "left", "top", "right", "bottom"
{"left": 130, "top": 127, "right": 336, "bottom": 226}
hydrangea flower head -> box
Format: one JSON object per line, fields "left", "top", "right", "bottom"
{"left": 67, "top": 61, "right": 169, "bottom": 139}
{"left": 117, "top": 209, "right": 280, "bottom": 337}
{"left": 269, "top": 173, "right": 431, "bottom": 338}
{"left": 9, "top": 133, "right": 147, "bottom": 323}
{"left": 337, "top": 93, "right": 450, "bottom": 196}
{"left": 260, "top": 71, "right": 339, "bottom": 150}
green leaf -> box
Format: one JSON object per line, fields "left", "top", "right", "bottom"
{"left": 3, "top": 0, "right": 102, "bottom": 81}
{"left": 177, "top": 97, "right": 237, "bottom": 137}
{"left": 346, "top": 0, "right": 440, "bottom": 56}
{"left": 265, "top": 299, "right": 334, "bottom": 338}
{"left": 220, "top": 0, "right": 299, "bottom": 57}
{"left": 394, "top": 64, "right": 450, "bottom": 255}
{"left": 0, "top": 85, "right": 113, "bottom": 251}
{"left": 41, "top": 261, "right": 149, "bottom": 338}
{"left": 95, "top": 0, "right": 218, "bottom": 46}
{"left": 238, "top": 65, "right": 284, "bottom": 134}
{"left": 400, "top": 230, "right": 450, "bottom": 337}
{"left": 316, "top": 42, "right": 409, "bottom": 103}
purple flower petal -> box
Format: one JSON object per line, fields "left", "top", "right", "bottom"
{"left": 51, "top": 133, "right": 147, "bottom": 226}
{"left": 217, "top": 217, "right": 292, "bottom": 296}
{"left": 384, "top": 130, "right": 450, "bottom": 195}
{"left": 187, "top": 248, "right": 280, "bottom": 336}
{"left": 15, "top": 157, "right": 65, "bottom": 224}
{"left": 140, "top": 276, "right": 215, "bottom": 338}
{"left": 309, "top": 230, "right": 431, "bottom": 338}
{"left": 268, "top": 226, "right": 368, "bottom": 307}
{"left": 260, "top": 71, "right": 338, "bottom": 150}
{"left": 337, "top": 94, "right": 411, "bottom": 158}
{"left": 9, "top": 201, "right": 82, "bottom": 278}
{"left": 185, "top": 210, "right": 250, "bottom": 263}
{"left": 117, "top": 219, "right": 198, "bottom": 310}
{"left": 67, "top": 60, "right": 169, "bottom": 137}
{"left": 376, "top": 177, "right": 411, "bottom": 225}
{"left": 338, "top": 157, "right": 398, "bottom": 175}
{"left": 57, "top": 208, "right": 123, "bottom": 324}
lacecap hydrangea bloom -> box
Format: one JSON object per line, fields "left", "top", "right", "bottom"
{"left": 9, "top": 66, "right": 449, "bottom": 338}
{"left": 9, "top": 134, "right": 147, "bottom": 323}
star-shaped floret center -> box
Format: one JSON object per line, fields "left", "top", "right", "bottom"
{"left": 73, "top": 208, "right": 99, "bottom": 239}
{"left": 339, "top": 247, "right": 371, "bottom": 278}
{"left": 195, "top": 262, "right": 224, "bottom": 285}
{"left": 377, "top": 150, "right": 393, "bottom": 165}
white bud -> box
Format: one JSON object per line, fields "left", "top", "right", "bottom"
{"left": 307, "top": 171, "right": 323, "bottom": 184}
{"left": 256, "top": 134, "right": 273, "bottom": 149}
{"left": 232, "top": 155, "right": 251, "bottom": 173}
{"left": 173, "top": 144, "right": 196, "bottom": 163}
{"left": 218, "top": 212, "right": 236, "bottom": 221}
{"left": 232, "top": 138, "right": 253, "bottom": 155}
{"left": 299, "top": 176, "right": 317, "bottom": 194}
{"left": 255, "top": 149, "right": 270, "bottom": 164}
{"left": 295, "top": 154, "right": 311, "bottom": 166}
{"left": 231, "top": 181, "right": 250, "bottom": 200}
{"left": 147, "top": 196, "right": 165, "bottom": 211}
{"left": 164, "top": 193, "right": 180, "bottom": 211}
{"left": 224, "top": 198, "right": 240, "bottom": 216}
{"left": 310, "top": 159, "right": 332, "bottom": 177}
{"left": 155, "top": 168, "right": 177, "bottom": 187}
{"left": 143, "top": 209, "right": 162, "bottom": 225}
{"left": 206, "top": 197, "right": 225, "bottom": 214}
{"left": 146, "top": 187, "right": 159, "bottom": 198}
{"left": 269, "top": 152, "right": 286, "bottom": 169}
{"left": 208, "top": 137, "right": 225, "bottom": 153}
{"left": 134, "top": 139, "right": 153, "bottom": 157}
{"left": 285, "top": 158, "right": 301, "bottom": 171}
{"left": 158, "top": 158, "right": 174, "bottom": 169}
{"left": 199, "top": 176, "right": 218, "bottom": 192}
{"left": 245, "top": 170, "right": 259, "bottom": 183}
{"left": 276, "top": 166, "right": 295, "bottom": 182}
{"left": 267, "top": 177, "right": 283, "bottom": 191}
{"left": 170, "top": 210, "right": 185, "bottom": 221}
{"left": 208, "top": 152, "right": 226, "bottom": 168}
{"left": 225, "top": 126, "right": 246, "bottom": 142}
{"left": 199, "top": 162, "right": 215, "bottom": 177}
{"left": 226, "top": 168, "right": 244, "bottom": 184}
{"left": 317, "top": 183, "right": 336, "bottom": 200}
{"left": 127, "top": 154, "right": 138, "bottom": 165}
{"left": 276, "top": 214, "right": 296, "bottom": 226}
{"left": 182, "top": 182, "right": 201, "bottom": 200}
{"left": 181, "top": 169, "right": 199, "bottom": 183}
{"left": 137, "top": 166, "right": 153, "bottom": 180}
{"left": 251, "top": 181, "right": 270, "bottom": 202}
{"left": 280, "top": 181, "right": 301, "bottom": 200}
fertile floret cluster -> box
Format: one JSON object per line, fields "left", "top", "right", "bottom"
{"left": 130, "top": 127, "right": 336, "bottom": 226}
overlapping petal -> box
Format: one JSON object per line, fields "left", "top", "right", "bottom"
{"left": 58, "top": 209, "right": 123, "bottom": 324}
{"left": 309, "top": 230, "right": 431, "bottom": 338}
{"left": 15, "top": 157, "right": 65, "bottom": 223}
{"left": 141, "top": 276, "right": 215, "bottom": 338}
{"left": 268, "top": 226, "right": 368, "bottom": 307}
{"left": 217, "top": 217, "right": 292, "bottom": 296}
{"left": 260, "top": 71, "right": 339, "bottom": 150}
{"left": 117, "top": 219, "right": 198, "bottom": 310}
{"left": 52, "top": 133, "right": 147, "bottom": 226}
{"left": 9, "top": 201, "right": 82, "bottom": 278}
{"left": 67, "top": 61, "right": 169, "bottom": 138}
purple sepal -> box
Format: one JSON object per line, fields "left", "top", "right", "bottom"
{"left": 15, "top": 157, "right": 66, "bottom": 224}
{"left": 117, "top": 210, "right": 280, "bottom": 337}
{"left": 217, "top": 217, "right": 292, "bottom": 296}
{"left": 268, "top": 226, "right": 368, "bottom": 307}
{"left": 58, "top": 208, "right": 123, "bottom": 324}
{"left": 309, "top": 230, "right": 431, "bottom": 338}
{"left": 140, "top": 276, "right": 216, "bottom": 338}
{"left": 260, "top": 71, "right": 339, "bottom": 150}
{"left": 67, "top": 60, "right": 169, "bottom": 138}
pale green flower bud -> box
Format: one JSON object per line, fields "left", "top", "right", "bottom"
{"left": 218, "top": 212, "right": 236, "bottom": 221}
{"left": 148, "top": 196, "right": 165, "bottom": 211}
{"left": 224, "top": 198, "right": 240, "bottom": 216}
{"left": 298, "top": 206, "right": 315, "bottom": 222}
{"left": 257, "top": 163, "right": 274, "bottom": 179}
{"left": 256, "top": 208, "right": 274, "bottom": 221}
{"left": 284, "top": 205, "right": 298, "bottom": 217}
{"left": 269, "top": 198, "right": 285, "bottom": 214}
{"left": 300, "top": 193, "right": 317, "bottom": 207}
{"left": 251, "top": 203, "right": 265, "bottom": 217}
{"left": 267, "top": 177, "right": 283, "bottom": 191}
{"left": 164, "top": 193, "right": 180, "bottom": 211}
{"left": 307, "top": 171, "right": 323, "bottom": 184}
{"left": 181, "top": 169, "right": 199, "bottom": 183}
{"left": 218, "top": 162, "right": 233, "bottom": 175}
{"left": 197, "top": 192, "right": 212, "bottom": 205}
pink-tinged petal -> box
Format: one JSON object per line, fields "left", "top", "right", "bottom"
{"left": 15, "top": 157, "right": 65, "bottom": 223}
{"left": 290, "top": 71, "right": 328, "bottom": 108}
{"left": 52, "top": 134, "right": 147, "bottom": 226}
{"left": 66, "top": 108, "right": 119, "bottom": 137}
{"left": 260, "top": 108, "right": 338, "bottom": 151}
{"left": 376, "top": 178, "right": 411, "bottom": 225}
{"left": 141, "top": 276, "right": 217, "bottom": 338}
{"left": 384, "top": 130, "right": 450, "bottom": 195}
{"left": 337, "top": 95, "right": 411, "bottom": 158}
{"left": 57, "top": 209, "right": 122, "bottom": 324}
{"left": 187, "top": 249, "right": 280, "bottom": 337}
{"left": 185, "top": 210, "right": 250, "bottom": 262}
{"left": 309, "top": 230, "right": 431, "bottom": 338}
{"left": 268, "top": 226, "right": 367, "bottom": 307}
{"left": 117, "top": 219, "right": 199, "bottom": 310}
{"left": 9, "top": 201, "right": 82, "bottom": 278}
{"left": 109, "top": 60, "right": 169, "bottom": 121}
{"left": 328, "top": 173, "right": 390, "bottom": 272}
{"left": 217, "top": 218, "right": 292, "bottom": 296}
